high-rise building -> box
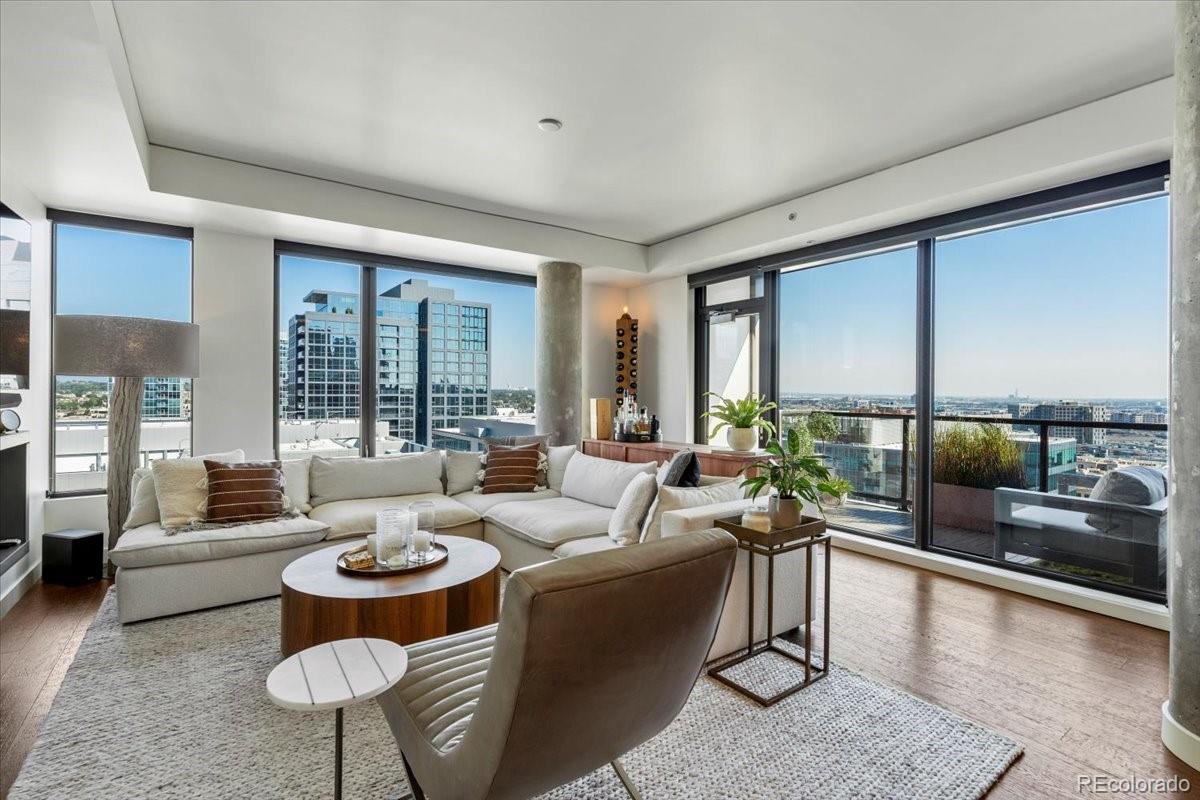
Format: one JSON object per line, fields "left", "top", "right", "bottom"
{"left": 112, "top": 376, "right": 185, "bottom": 419}
{"left": 1011, "top": 401, "right": 1110, "bottom": 446}
{"left": 284, "top": 278, "right": 490, "bottom": 447}
{"left": 278, "top": 334, "right": 289, "bottom": 414}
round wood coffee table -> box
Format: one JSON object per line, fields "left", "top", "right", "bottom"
{"left": 280, "top": 535, "right": 501, "bottom": 657}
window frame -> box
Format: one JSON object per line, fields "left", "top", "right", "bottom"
{"left": 690, "top": 161, "right": 1171, "bottom": 603}
{"left": 47, "top": 210, "right": 195, "bottom": 498}
{"left": 273, "top": 241, "right": 533, "bottom": 459}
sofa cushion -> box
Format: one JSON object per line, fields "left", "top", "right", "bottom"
{"left": 309, "top": 451, "right": 443, "bottom": 506}
{"left": 1012, "top": 505, "right": 1099, "bottom": 537}
{"left": 152, "top": 449, "right": 246, "bottom": 529}
{"left": 553, "top": 536, "right": 621, "bottom": 559}
{"left": 641, "top": 479, "right": 741, "bottom": 542}
{"left": 308, "top": 492, "right": 480, "bottom": 540}
{"left": 1085, "top": 466, "right": 1167, "bottom": 530}
{"left": 658, "top": 450, "right": 701, "bottom": 488}
{"left": 480, "top": 444, "right": 541, "bottom": 494}
{"left": 204, "top": 460, "right": 286, "bottom": 524}
{"left": 608, "top": 472, "right": 658, "bottom": 546}
{"left": 445, "top": 450, "right": 483, "bottom": 496}
{"left": 109, "top": 516, "right": 329, "bottom": 569}
{"left": 484, "top": 433, "right": 550, "bottom": 453}
{"left": 123, "top": 467, "right": 159, "bottom": 530}
{"left": 452, "top": 488, "right": 560, "bottom": 516}
{"left": 484, "top": 497, "right": 613, "bottom": 548}
{"left": 281, "top": 457, "right": 312, "bottom": 513}
{"left": 547, "top": 445, "right": 576, "bottom": 491}
{"left": 559, "top": 452, "right": 657, "bottom": 509}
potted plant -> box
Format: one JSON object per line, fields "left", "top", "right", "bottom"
{"left": 931, "top": 423, "right": 1026, "bottom": 533}
{"left": 701, "top": 392, "right": 777, "bottom": 452}
{"left": 820, "top": 477, "right": 854, "bottom": 508}
{"left": 739, "top": 428, "right": 841, "bottom": 528}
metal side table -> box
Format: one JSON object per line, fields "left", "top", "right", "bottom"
{"left": 707, "top": 514, "right": 831, "bottom": 706}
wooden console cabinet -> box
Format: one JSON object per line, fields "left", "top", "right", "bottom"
{"left": 580, "top": 438, "right": 767, "bottom": 478}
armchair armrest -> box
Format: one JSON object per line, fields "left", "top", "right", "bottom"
{"left": 660, "top": 499, "right": 754, "bottom": 539}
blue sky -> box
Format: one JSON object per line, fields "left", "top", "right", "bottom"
{"left": 277, "top": 255, "right": 535, "bottom": 388}
{"left": 779, "top": 195, "right": 1169, "bottom": 399}
{"left": 55, "top": 225, "right": 192, "bottom": 321}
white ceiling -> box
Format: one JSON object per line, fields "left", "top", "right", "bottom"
{"left": 110, "top": 0, "right": 1175, "bottom": 246}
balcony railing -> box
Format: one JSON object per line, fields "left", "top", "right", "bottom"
{"left": 782, "top": 409, "right": 1169, "bottom": 601}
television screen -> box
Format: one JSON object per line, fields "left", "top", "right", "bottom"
{"left": 1, "top": 205, "right": 32, "bottom": 389}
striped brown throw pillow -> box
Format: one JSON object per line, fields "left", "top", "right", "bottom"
{"left": 480, "top": 444, "right": 540, "bottom": 494}
{"left": 204, "top": 460, "right": 286, "bottom": 524}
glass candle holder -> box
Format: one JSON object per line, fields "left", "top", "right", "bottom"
{"left": 409, "top": 500, "right": 437, "bottom": 564}
{"left": 376, "top": 507, "right": 410, "bottom": 565}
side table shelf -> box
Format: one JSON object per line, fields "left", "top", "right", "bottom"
{"left": 707, "top": 514, "right": 831, "bottom": 706}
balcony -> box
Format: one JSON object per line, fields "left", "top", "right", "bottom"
{"left": 800, "top": 411, "right": 1168, "bottom": 601}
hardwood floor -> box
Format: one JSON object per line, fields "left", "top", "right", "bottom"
{"left": 0, "top": 552, "right": 1195, "bottom": 798}
{"left": 0, "top": 579, "right": 109, "bottom": 798}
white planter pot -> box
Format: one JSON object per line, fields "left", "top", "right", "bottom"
{"left": 768, "top": 495, "right": 802, "bottom": 528}
{"left": 727, "top": 427, "right": 758, "bottom": 452}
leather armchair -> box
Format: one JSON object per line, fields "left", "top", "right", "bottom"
{"left": 375, "top": 528, "right": 738, "bottom": 800}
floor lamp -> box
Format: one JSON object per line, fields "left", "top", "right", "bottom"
{"left": 54, "top": 315, "right": 199, "bottom": 574}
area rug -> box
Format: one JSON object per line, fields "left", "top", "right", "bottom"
{"left": 10, "top": 592, "right": 1021, "bottom": 799}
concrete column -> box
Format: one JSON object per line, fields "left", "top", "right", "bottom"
{"left": 1163, "top": 0, "right": 1200, "bottom": 772}
{"left": 535, "top": 261, "right": 583, "bottom": 446}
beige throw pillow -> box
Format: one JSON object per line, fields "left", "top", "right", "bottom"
{"left": 122, "top": 468, "right": 159, "bottom": 530}
{"left": 445, "top": 450, "right": 485, "bottom": 496}
{"left": 640, "top": 479, "right": 740, "bottom": 543}
{"left": 608, "top": 472, "right": 658, "bottom": 546}
{"left": 152, "top": 449, "right": 246, "bottom": 530}
{"left": 280, "top": 458, "right": 312, "bottom": 513}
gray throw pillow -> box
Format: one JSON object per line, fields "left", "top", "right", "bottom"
{"left": 1085, "top": 466, "right": 1167, "bottom": 530}
{"left": 484, "top": 433, "right": 551, "bottom": 453}
{"left": 658, "top": 450, "right": 701, "bottom": 488}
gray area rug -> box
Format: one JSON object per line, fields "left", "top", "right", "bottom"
{"left": 10, "top": 591, "right": 1021, "bottom": 799}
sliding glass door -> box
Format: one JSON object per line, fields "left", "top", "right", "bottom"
{"left": 778, "top": 247, "right": 916, "bottom": 542}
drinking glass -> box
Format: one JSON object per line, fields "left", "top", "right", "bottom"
{"left": 376, "top": 507, "right": 410, "bottom": 566}
{"left": 409, "top": 500, "right": 437, "bottom": 564}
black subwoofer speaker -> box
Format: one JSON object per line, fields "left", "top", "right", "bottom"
{"left": 42, "top": 529, "right": 103, "bottom": 585}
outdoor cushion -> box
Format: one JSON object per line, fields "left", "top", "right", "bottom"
{"left": 109, "top": 516, "right": 329, "bottom": 569}
{"left": 451, "top": 488, "right": 560, "bottom": 516}
{"left": 552, "top": 536, "right": 621, "bottom": 559}
{"left": 1011, "top": 506, "right": 1099, "bottom": 537}
{"left": 308, "top": 492, "right": 480, "bottom": 540}
{"left": 559, "top": 452, "right": 657, "bottom": 509}
{"left": 484, "top": 496, "right": 613, "bottom": 548}
{"left": 1086, "top": 466, "right": 1167, "bottom": 530}
{"left": 309, "top": 450, "right": 443, "bottom": 506}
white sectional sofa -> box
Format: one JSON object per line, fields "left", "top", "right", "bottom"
{"left": 109, "top": 445, "right": 809, "bottom": 660}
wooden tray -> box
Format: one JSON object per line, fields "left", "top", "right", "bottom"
{"left": 336, "top": 542, "right": 449, "bottom": 576}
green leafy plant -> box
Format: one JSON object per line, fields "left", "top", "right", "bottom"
{"left": 823, "top": 476, "right": 854, "bottom": 499}
{"left": 782, "top": 410, "right": 842, "bottom": 456}
{"left": 701, "top": 392, "right": 777, "bottom": 438}
{"left": 739, "top": 428, "right": 840, "bottom": 513}
{"left": 932, "top": 423, "right": 1026, "bottom": 491}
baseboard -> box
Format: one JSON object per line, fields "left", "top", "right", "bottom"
{"left": 1162, "top": 701, "right": 1200, "bottom": 771}
{"left": 0, "top": 557, "right": 41, "bottom": 617}
{"left": 830, "top": 531, "right": 1170, "bottom": 631}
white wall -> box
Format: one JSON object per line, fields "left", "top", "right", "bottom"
{"left": 628, "top": 276, "right": 693, "bottom": 442}
{"left": 580, "top": 283, "right": 628, "bottom": 438}
{"left": 0, "top": 161, "right": 50, "bottom": 615}
{"left": 191, "top": 229, "right": 275, "bottom": 459}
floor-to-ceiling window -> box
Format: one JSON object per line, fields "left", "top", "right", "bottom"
{"left": 778, "top": 247, "right": 916, "bottom": 542}
{"left": 691, "top": 163, "right": 1170, "bottom": 601}
{"left": 932, "top": 195, "right": 1169, "bottom": 593}
{"left": 51, "top": 214, "right": 193, "bottom": 494}
{"left": 696, "top": 276, "right": 770, "bottom": 448}
{"left": 275, "top": 244, "right": 535, "bottom": 458}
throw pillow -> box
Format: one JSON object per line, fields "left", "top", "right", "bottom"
{"left": 445, "top": 450, "right": 484, "bottom": 496}
{"left": 280, "top": 458, "right": 312, "bottom": 513}
{"left": 479, "top": 444, "right": 540, "bottom": 494}
{"left": 479, "top": 443, "right": 549, "bottom": 489}
{"left": 308, "top": 450, "right": 443, "bottom": 506}
{"left": 152, "top": 449, "right": 246, "bottom": 530}
{"left": 122, "top": 467, "right": 160, "bottom": 530}
{"left": 560, "top": 451, "right": 658, "bottom": 509}
{"left": 547, "top": 445, "right": 577, "bottom": 491}
{"left": 484, "top": 433, "right": 551, "bottom": 453}
{"left": 204, "top": 460, "right": 286, "bottom": 524}
{"left": 608, "top": 472, "right": 659, "bottom": 546}
{"left": 1085, "top": 466, "right": 1168, "bottom": 530}
{"left": 658, "top": 449, "right": 701, "bottom": 488}
{"left": 640, "top": 479, "right": 741, "bottom": 543}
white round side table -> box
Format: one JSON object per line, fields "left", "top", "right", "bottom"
{"left": 267, "top": 638, "right": 408, "bottom": 800}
